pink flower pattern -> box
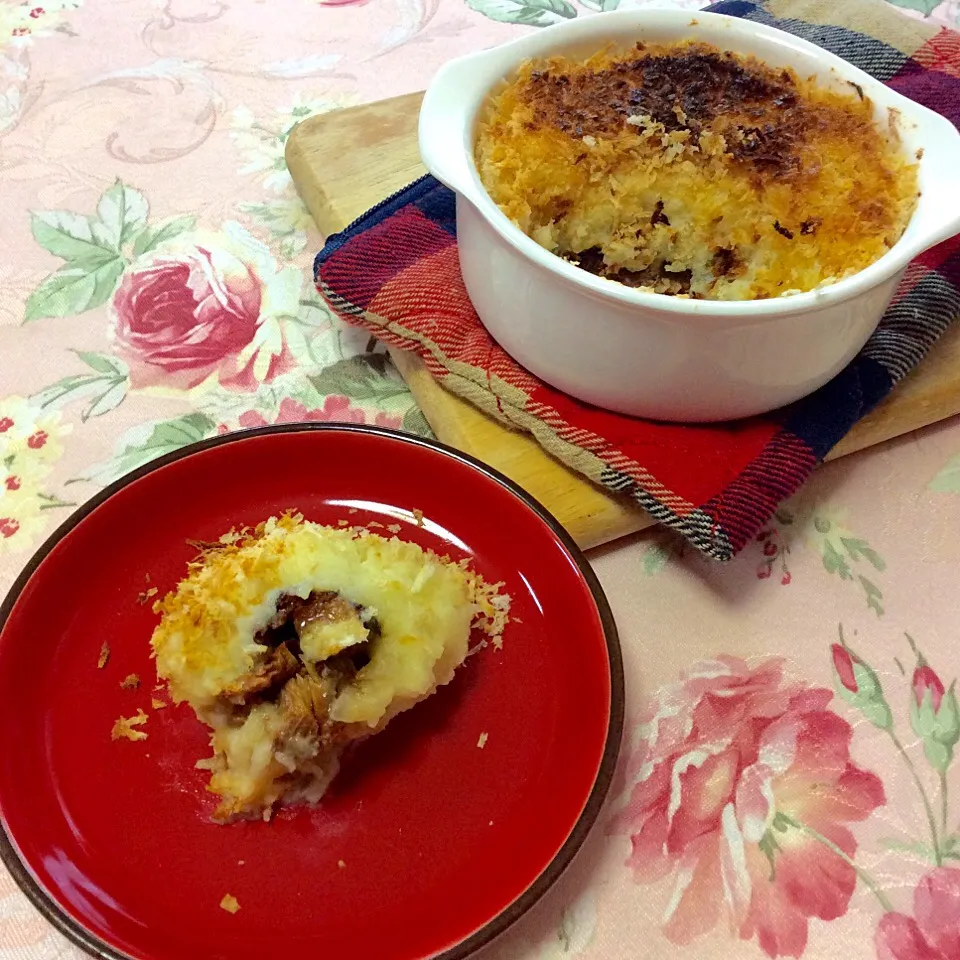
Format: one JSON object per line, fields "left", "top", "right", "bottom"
{"left": 611, "top": 656, "right": 884, "bottom": 958}
{"left": 912, "top": 666, "right": 946, "bottom": 712}
{"left": 219, "top": 396, "right": 402, "bottom": 434}
{"left": 111, "top": 246, "right": 288, "bottom": 390}
{"left": 3, "top": 2, "right": 960, "bottom": 958}
{"left": 876, "top": 868, "right": 960, "bottom": 960}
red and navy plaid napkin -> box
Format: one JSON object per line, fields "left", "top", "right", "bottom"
{"left": 315, "top": 0, "right": 960, "bottom": 560}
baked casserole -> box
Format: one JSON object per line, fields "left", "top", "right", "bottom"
{"left": 475, "top": 41, "right": 919, "bottom": 301}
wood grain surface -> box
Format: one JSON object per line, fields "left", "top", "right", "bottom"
{"left": 286, "top": 93, "right": 960, "bottom": 550}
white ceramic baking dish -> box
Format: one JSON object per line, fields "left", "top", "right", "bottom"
{"left": 418, "top": 9, "right": 960, "bottom": 422}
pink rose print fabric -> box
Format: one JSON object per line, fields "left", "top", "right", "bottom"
{"left": 611, "top": 657, "right": 884, "bottom": 958}
{"left": 876, "top": 868, "right": 960, "bottom": 960}
{"left": 218, "top": 396, "right": 402, "bottom": 432}
{"left": 3, "top": 2, "right": 960, "bottom": 960}
{"left": 111, "top": 245, "right": 267, "bottom": 388}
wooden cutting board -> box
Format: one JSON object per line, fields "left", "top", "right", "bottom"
{"left": 286, "top": 93, "right": 960, "bottom": 550}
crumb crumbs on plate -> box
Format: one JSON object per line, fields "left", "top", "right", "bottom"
{"left": 186, "top": 538, "right": 227, "bottom": 554}
{"left": 412, "top": 508, "right": 424, "bottom": 527}
{"left": 338, "top": 860, "right": 346, "bottom": 869}
{"left": 120, "top": 673, "right": 141, "bottom": 690}
{"left": 367, "top": 520, "right": 383, "bottom": 529}
{"left": 489, "top": 820, "right": 494, "bottom": 826}
{"left": 151, "top": 698, "right": 167, "bottom": 710}
{"left": 348, "top": 508, "right": 358, "bottom": 514}
{"left": 466, "top": 639, "right": 488, "bottom": 659}
{"left": 111, "top": 709, "right": 148, "bottom": 742}
{"left": 492, "top": 637, "right": 504, "bottom": 651}
{"left": 220, "top": 894, "right": 240, "bottom": 914}
{"left": 477, "top": 732, "right": 488, "bottom": 749}
{"left": 387, "top": 523, "right": 401, "bottom": 534}
{"left": 137, "top": 587, "right": 158, "bottom": 605}
{"left": 337, "top": 519, "right": 349, "bottom": 527}
{"left": 238, "top": 860, "right": 244, "bottom": 866}
{"left": 97, "top": 642, "right": 110, "bottom": 669}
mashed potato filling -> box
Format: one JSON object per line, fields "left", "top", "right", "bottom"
{"left": 151, "top": 513, "right": 509, "bottom": 822}
{"left": 475, "top": 41, "right": 919, "bottom": 300}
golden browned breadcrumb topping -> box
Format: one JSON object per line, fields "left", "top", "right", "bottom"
{"left": 219, "top": 894, "right": 240, "bottom": 914}
{"left": 475, "top": 41, "right": 919, "bottom": 300}
{"left": 111, "top": 709, "right": 148, "bottom": 741}
{"left": 137, "top": 587, "right": 158, "bottom": 605}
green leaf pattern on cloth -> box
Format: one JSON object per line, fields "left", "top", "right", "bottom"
{"left": 16, "top": 172, "right": 429, "bottom": 505}
{"left": 30, "top": 351, "right": 130, "bottom": 422}
{"left": 885, "top": 0, "right": 946, "bottom": 15}
{"left": 24, "top": 260, "right": 127, "bottom": 321}
{"left": 641, "top": 497, "right": 887, "bottom": 613}
{"left": 465, "top": 0, "right": 578, "bottom": 26}
{"left": 25, "top": 182, "right": 149, "bottom": 321}
{"left": 132, "top": 216, "right": 198, "bottom": 257}
{"left": 71, "top": 413, "right": 218, "bottom": 486}
{"left": 929, "top": 453, "right": 960, "bottom": 492}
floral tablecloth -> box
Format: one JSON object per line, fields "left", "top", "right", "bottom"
{"left": 2, "top": 1, "right": 960, "bottom": 958}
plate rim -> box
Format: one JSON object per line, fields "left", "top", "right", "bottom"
{"left": 0, "top": 422, "right": 624, "bottom": 960}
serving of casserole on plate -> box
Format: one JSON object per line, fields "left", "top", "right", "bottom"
{"left": 152, "top": 512, "right": 511, "bottom": 823}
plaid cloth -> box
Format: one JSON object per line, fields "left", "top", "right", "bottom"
{"left": 315, "top": 0, "right": 960, "bottom": 561}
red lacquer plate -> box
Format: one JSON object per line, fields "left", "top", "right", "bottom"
{"left": 0, "top": 425, "right": 622, "bottom": 960}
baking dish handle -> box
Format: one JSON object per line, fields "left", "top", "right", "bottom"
{"left": 897, "top": 112, "right": 960, "bottom": 259}
{"left": 418, "top": 58, "right": 490, "bottom": 208}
